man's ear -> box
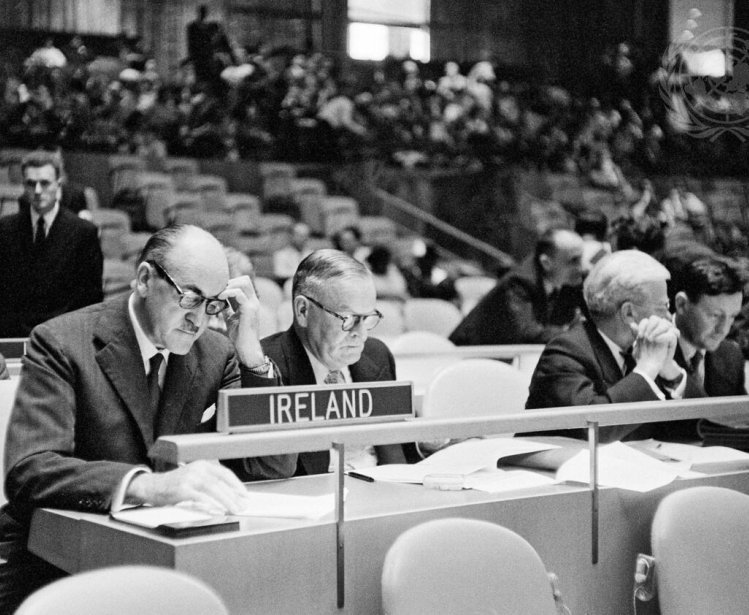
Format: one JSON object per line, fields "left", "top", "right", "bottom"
{"left": 619, "top": 299, "right": 636, "bottom": 325}
{"left": 293, "top": 295, "right": 309, "bottom": 327}
{"left": 134, "top": 261, "right": 152, "bottom": 296}
{"left": 673, "top": 291, "right": 689, "bottom": 315}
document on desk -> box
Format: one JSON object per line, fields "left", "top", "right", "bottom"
{"left": 354, "top": 437, "right": 560, "bottom": 484}
{"left": 626, "top": 439, "right": 749, "bottom": 473}
{"left": 234, "top": 490, "right": 342, "bottom": 520}
{"left": 554, "top": 442, "right": 684, "bottom": 492}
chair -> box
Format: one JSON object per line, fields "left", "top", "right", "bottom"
{"left": 390, "top": 331, "right": 456, "bottom": 354}
{"left": 403, "top": 298, "right": 462, "bottom": 337}
{"left": 192, "top": 174, "right": 228, "bottom": 212}
{"left": 277, "top": 300, "right": 294, "bottom": 331}
{"left": 259, "top": 162, "right": 296, "bottom": 200}
{"left": 0, "top": 182, "right": 23, "bottom": 217}
{"left": 107, "top": 154, "right": 148, "bottom": 195}
{"left": 102, "top": 259, "right": 135, "bottom": 299}
{"left": 0, "top": 148, "right": 31, "bottom": 185}
{"left": 358, "top": 215, "right": 398, "bottom": 246}
{"left": 647, "top": 486, "right": 749, "bottom": 615}
{"left": 381, "top": 518, "right": 559, "bottom": 615}
{"left": 163, "top": 157, "right": 201, "bottom": 191}
{"left": 320, "top": 195, "right": 359, "bottom": 237}
{"left": 454, "top": 275, "right": 497, "bottom": 314}
{"left": 90, "top": 209, "right": 132, "bottom": 260}
{"left": 15, "top": 565, "right": 229, "bottom": 615}
{"left": 420, "top": 359, "right": 531, "bottom": 434}
{"left": 253, "top": 276, "right": 284, "bottom": 312}
{"left": 374, "top": 299, "right": 406, "bottom": 340}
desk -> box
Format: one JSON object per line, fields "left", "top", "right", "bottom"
{"left": 29, "top": 469, "right": 749, "bottom": 615}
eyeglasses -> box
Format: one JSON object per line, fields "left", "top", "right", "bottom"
{"left": 148, "top": 260, "right": 229, "bottom": 316}
{"left": 302, "top": 295, "right": 383, "bottom": 331}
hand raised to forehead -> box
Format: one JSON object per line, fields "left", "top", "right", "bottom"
{"left": 219, "top": 275, "right": 265, "bottom": 366}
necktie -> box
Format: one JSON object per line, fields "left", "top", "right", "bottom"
{"left": 34, "top": 216, "right": 46, "bottom": 244}
{"left": 148, "top": 353, "right": 164, "bottom": 422}
{"left": 621, "top": 349, "right": 636, "bottom": 376}
{"left": 689, "top": 351, "right": 704, "bottom": 385}
{"left": 324, "top": 370, "right": 345, "bottom": 384}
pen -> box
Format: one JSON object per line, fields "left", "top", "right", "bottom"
{"left": 347, "top": 471, "right": 375, "bottom": 483}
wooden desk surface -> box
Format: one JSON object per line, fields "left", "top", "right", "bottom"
{"left": 29, "top": 470, "right": 749, "bottom": 615}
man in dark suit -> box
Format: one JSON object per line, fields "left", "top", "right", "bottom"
{"left": 449, "top": 228, "right": 584, "bottom": 345}
{"left": 0, "top": 150, "right": 103, "bottom": 337}
{"left": 668, "top": 256, "right": 746, "bottom": 445}
{"left": 0, "top": 224, "right": 283, "bottom": 611}
{"left": 260, "top": 249, "right": 409, "bottom": 476}
{"left": 526, "top": 250, "right": 689, "bottom": 442}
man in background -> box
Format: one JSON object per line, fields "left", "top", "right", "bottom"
{"left": 449, "top": 228, "right": 584, "bottom": 345}
{"left": 260, "top": 249, "right": 411, "bottom": 476}
{"left": 0, "top": 150, "right": 103, "bottom": 337}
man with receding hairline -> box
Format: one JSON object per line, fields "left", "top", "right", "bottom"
{"left": 0, "top": 224, "right": 283, "bottom": 611}
{"left": 526, "top": 249, "right": 692, "bottom": 442}
{"left": 449, "top": 228, "right": 585, "bottom": 346}
{"left": 259, "top": 249, "right": 410, "bottom": 476}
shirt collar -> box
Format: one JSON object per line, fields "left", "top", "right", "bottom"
{"left": 302, "top": 345, "right": 351, "bottom": 384}
{"left": 128, "top": 293, "right": 170, "bottom": 373}
{"left": 597, "top": 327, "right": 627, "bottom": 372}
{"left": 30, "top": 201, "right": 60, "bottom": 235}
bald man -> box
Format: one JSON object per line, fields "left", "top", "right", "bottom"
{"left": 0, "top": 224, "right": 284, "bottom": 611}
{"left": 449, "top": 228, "right": 585, "bottom": 345}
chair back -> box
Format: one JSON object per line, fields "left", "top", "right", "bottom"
{"left": 403, "top": 298, "right": 462, "bottom": 337}
{"left": 454, "top": 275, "right": 497, "bottom": 314}
{"left": 420, "top": 359, "right": 530, "bottom": 434}
{"left": 389, "top": 331, "right": 456, "bottom": 354}
{"left": 650, "top": 486, "right": 749, "bottom": 615}
{"left": 382, "top": 518, "right": 559, "bottom": 615}
{"left": 15, "top": 565, "right": 229, "bottom": 615}
{"left": 254, "top": 276, "right": 284, "bottom": 312}
{"left": 375, "top": 300, "right": 406, "bottom": 340}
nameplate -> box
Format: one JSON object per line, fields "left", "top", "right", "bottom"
{"left": 0, "top": 338, "right": 26, "bottom": 360}
{"left": 217, "top": 381, "right": 413, "bottom": 433}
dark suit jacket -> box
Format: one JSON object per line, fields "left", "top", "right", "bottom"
{"left": 0, "top": 205, "right": 103, "bottom": 337}
{"left": 2, "top": 296, "right": 280, "bottom": 525}
{"left": 525, "top": 320, "right": 687, "bottom": 442}
{"left": 670, "top": 340, "right": 748, "bottom": 447}
{"left": 261, "top": 327, "right": 409, "bottom": 475}
{"left": 449, "top": 257, "right": 582, "bottom": 346}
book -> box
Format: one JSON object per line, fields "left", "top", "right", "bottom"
{"left": 110, "top": 506, "right": 239, "bottom": 537}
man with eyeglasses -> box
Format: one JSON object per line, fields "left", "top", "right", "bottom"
{"left": 258, "top": 249, "right": 410, "bottom": 476}
{"left": 0, "top": 224, "right": 284, "bottom": 611}
{"left": 0, "top": 149, "right": 103, "bottom": 337}
{"left": 526, "top": 250, "right": 697, "bottom": 443}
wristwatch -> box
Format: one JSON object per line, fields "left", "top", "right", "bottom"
{"left": 245, "top": 355, "right": 272, "bottom": 376}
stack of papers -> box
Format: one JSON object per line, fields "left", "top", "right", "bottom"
{"left": 235, "top": 491, "right": 339, "bottom": 520}
{"left": 626, "top": 439, "right": 749, "bottom": 473}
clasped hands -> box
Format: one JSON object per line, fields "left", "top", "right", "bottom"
{"left": 630, "top": 314, "right": 682, "bottom": 381}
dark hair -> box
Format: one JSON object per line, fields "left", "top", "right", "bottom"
{"left": 21, "top": 150, "right": 62, "bottom": 178}
{"left": 672, "top": 256, "right": 744, "bottom": 302}
{"left": 575, "top": 210, "right": 608, "bottom": 242}
{"left": 331, "top": 225, "right": 362, "bottom": 250}
{"left": 612, "top": 215, "right": 665, "bottom": 255}
{"left": 366, "top": 245, "right": 392, "bottom": 275}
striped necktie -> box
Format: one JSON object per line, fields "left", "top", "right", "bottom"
{"left": 324, "top": 370, "right": 345, "bottom": 384}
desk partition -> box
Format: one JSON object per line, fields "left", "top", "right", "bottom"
{"left": 0, "top": 338, "right": 26, "bottom": 378}
{"left": 30, "top": 397, "right": 749, "bottom": 615}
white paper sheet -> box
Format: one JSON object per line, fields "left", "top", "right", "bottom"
{"left": 464, "top": 468, "right": 557, "bottom": 493}
{"left": 234, "top": 491, "right": 339, "bottom": 520}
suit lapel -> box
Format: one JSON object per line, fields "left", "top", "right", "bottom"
{"left": 585, "top": 322, "right": 624, "bottom": 386}
{"left": 95, "top": 298, "right": 156, "bottom": 448}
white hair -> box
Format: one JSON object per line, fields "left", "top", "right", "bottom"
{"left": 583, "top": 250, "right": 670, "bottom": 321}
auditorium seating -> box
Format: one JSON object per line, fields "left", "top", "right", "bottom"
{"left": 382, "top": 518, "right": 560, "bottom": 615}
{"left": 454, "top": 274, "right": 496, "bottom": 314}
{"left": 402, "top": 298, "right": 462, "bottom": 337}
{"left": 15, "top": 565, "right": 230, "bottom": 615}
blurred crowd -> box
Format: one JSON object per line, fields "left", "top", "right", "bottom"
{"left": 3, "top": 33, "right": 749, "bottom": 178}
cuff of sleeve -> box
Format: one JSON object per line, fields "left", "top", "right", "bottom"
{"left": 110, "top": 466, "right": 152, "bottom": 512}
{"left": 632, "top": 368, "right": 666, "bottom": 401}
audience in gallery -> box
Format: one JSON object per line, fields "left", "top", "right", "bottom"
{"left": 0, "top": 224, "right": 286, "bottom": 612}
{"left": 449, "top": 228, "right": 585, "bottom": 346}
{"left": 0, "top": 149, "right": 103, "bottom": 338}
{"left": 4, "top": 31, "right": 749, "bottom": 180}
